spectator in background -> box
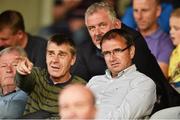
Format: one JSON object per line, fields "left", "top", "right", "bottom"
{"left": 59, "top": 84, "right": 96, "bottom": 119}
{"left": 0, "top": 10, "right": 47, "bottom": 69}
{"left": 39, "top": 0, "right": 101, "bottom": 46}
{"left": 0, "top": 46, "right": 28, "bottom": 119}
{"left": 66, "top": 0, "right": 102, "bottom": 45}
{"left": 15, "top": 34, "right": 86, "bottom": 119}
{"left": 87, "top": 29, "right": 156, "bottom": 119}
{"left": 133, "top": 0, "right": 174, "bottom": 78}
{"left": 38, "top": 0, "right": 79, "bottom": 40}
{"left": 168, "top": 8, "right": 180, "bottom": 89}
{"left": 72, "top": 1, "right": 180, "bottom": 113}
{"left": 122, "top": 1, "right": 173, "bottom": 33}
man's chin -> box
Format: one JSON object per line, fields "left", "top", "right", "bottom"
{"left": 0, "top": 46, "right": 6, "bottom": 51}
{"left": 95, "top": 44, "right": 101, "bottom": 49}
{"left": 49, "top": 71, "right": 60, "bottom": 76}
{"left": 50, "top": 74, "right": 60, "bottom": 78}
{"left": 138, "top": 25, "right": 147, "bottom": 31}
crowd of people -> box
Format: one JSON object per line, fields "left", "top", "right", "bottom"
{"left": 0, "top": 0, "right": 180, "bottom": 119}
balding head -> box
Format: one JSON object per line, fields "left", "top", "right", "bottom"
{"left": 133, "top": 0, "right": 161, "bottom": 36}
{"left": 59, "top": 84, "right": 96, "bottom": 119}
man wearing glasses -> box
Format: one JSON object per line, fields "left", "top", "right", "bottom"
{"left": 72, "top": 2, "right": 180, "bottom": 114}
{"left": 87, "top": 29, "right": 156, "bottom": 119}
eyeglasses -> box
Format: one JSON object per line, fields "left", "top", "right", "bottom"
{"left": 102, "top": 45, "right": 131, "bottom": 57}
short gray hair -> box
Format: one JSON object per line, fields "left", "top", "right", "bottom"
{"left": 85, "top": 1, "right": 117, "bottom": 23}
{"left": 0, "top": 46, "right": 27, "bottom": 58}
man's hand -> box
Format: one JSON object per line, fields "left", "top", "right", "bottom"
{"left": 17, "top": 57, "right": 33, "bottom": 75}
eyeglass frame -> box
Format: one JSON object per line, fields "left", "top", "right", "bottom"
{"left": 101, "top": 45, "right": 132, "bottom": 57}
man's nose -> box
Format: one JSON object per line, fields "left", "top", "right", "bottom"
{"left": 0, "top": 40, "right": 6, "bottom": 46}
{"left": 52, "top": 55, "right": 59, "bottom": 62}
{"left": 170, "top": 28, "right": 174, "bottom": 36}
{"left": 6, "top": 65, "right": 13, "bottom": 73}
{"left": 136, "top": 11, "right": 143, "bottom": 20}
{"left": 95, "top": 27, "right": 102, "bottom": 35}
{"left": 66, "top": 109, "right": 77, "bottom": 119}
{"left": 109, "top": 52, "right": 116, "bottom": 61}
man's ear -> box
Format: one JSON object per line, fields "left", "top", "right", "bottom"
{"left": 156, "top": 4, "right": 162, "bottom": 18}
{"left": 130, "top": 45, "right": 135, "bottom": 59}
{"left": 16, "top": 30, "right": 24, "bottom": 40}
{"left": 114, "top": 19, "right": 121, "bottom": 29}
{"left": 70, "top": 55, "right": 76, "bottom": 66}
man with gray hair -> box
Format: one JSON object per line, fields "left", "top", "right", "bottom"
{"left": 0, "top": 46, "right": 28, "bottom": 118}
{"left": 72, "top": 1, "right": 180, "bottom": 113}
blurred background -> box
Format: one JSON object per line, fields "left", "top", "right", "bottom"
{"left": 0, "top": 0, "right": 179, "bottom": 38}
{"left": 0, "top": 0, "right": 53, "bottom": 34}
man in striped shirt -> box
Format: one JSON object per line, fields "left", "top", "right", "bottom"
{"left": 15, "top": 34, "right": 86, "bottom": 119}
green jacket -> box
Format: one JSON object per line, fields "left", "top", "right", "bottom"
{"left": 15, "top": 67, "right": 86, "bottom": 117}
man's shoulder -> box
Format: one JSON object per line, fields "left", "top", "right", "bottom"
{"left": 0, "top": 89, "right": 27, "bottom": 100}
{"left": 72, "top": 75, "right": 87, "bottom": 84}
{"left": 11, "top": 90, "right": 28, "bottom": 100}
{"left": 88, "top": 75, "right": 106, "bottom": 83}
{"left": 78, "top": 40, "right": 95, "bottom": 50}
{"left": 129, "top": 70, "right": 155, "bottom": 86}
{"left": 91, "top": 74, "right": 105, "bottom": 79}
{"left": 152, "top": 28, "right": 170, "bottom": 39}
{"left": 121, "top": 23, "right": 140, "bottom": 35}
{"left": 30, "top": 67, "right": 48, "bottom": 78}
{"left": 27, "top": 33, "right": 47, "bottom": 45}
{"left": 76, "top": 41, "right": 98, "bottom": 59}
{"left": 121, "top": 23, "right": 146, "bottom": 45}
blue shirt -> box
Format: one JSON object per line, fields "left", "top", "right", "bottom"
{"left": 0, "top": 89, "right": 28, "bottom": 119}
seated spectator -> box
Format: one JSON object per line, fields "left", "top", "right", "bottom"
{"left": 0, "top": 10, "right": 47, "bottom": 69}
{"left": 150, "top": 106, "right": 180, "bottom": 119}
{"left": 72, "top": 1, "right": 180, "bottom": 112}
{"left": 87, "top": 29, "right": 156, "bottom": 119}
{"left": 15, "top": 34, "right": 86, "bottom": 119}
{"left": 122, "top": 2, "right": 173, "bottom": 33}
{"left": 133, "top": 0, "right": 174, "bottom": 78}
{"left": 168, "top": 8, "right": 180, "bottom": 89}
{"left": 59, "top": 84, "right": 96, "bottom": 119}
{"left": 0, "top": 46, "right": 28, "bottom": 119}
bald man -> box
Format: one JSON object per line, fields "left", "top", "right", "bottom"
{"left": 58, "top": 84, "right": 96, "bottom": 119}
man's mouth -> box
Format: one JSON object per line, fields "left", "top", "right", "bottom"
{"left": 96, "top": 35, "right": 103, "bottom": 41}
{"left": 111, "top": 63, "right": 119, "bottom": 67}
{"left": 170, "top": 36, "right": 174, "bottom": 41}
{"left": 4, "top": 76, "right": 14, "bottom": 79}
{"left": 51, "top": 66, "right": 60, "bottom": 70}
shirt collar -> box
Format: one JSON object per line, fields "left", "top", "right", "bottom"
{"left": 144, "top": 27, "right": 161, "bottom": 39}
{"left": 105, "top": 64, "right": 136, "bottom": 79}
{"left": 0, "top": 87, "right": 19, "bottom": 96}
{"left": 47, "top": 75, "right": 73, "bottom": 87}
